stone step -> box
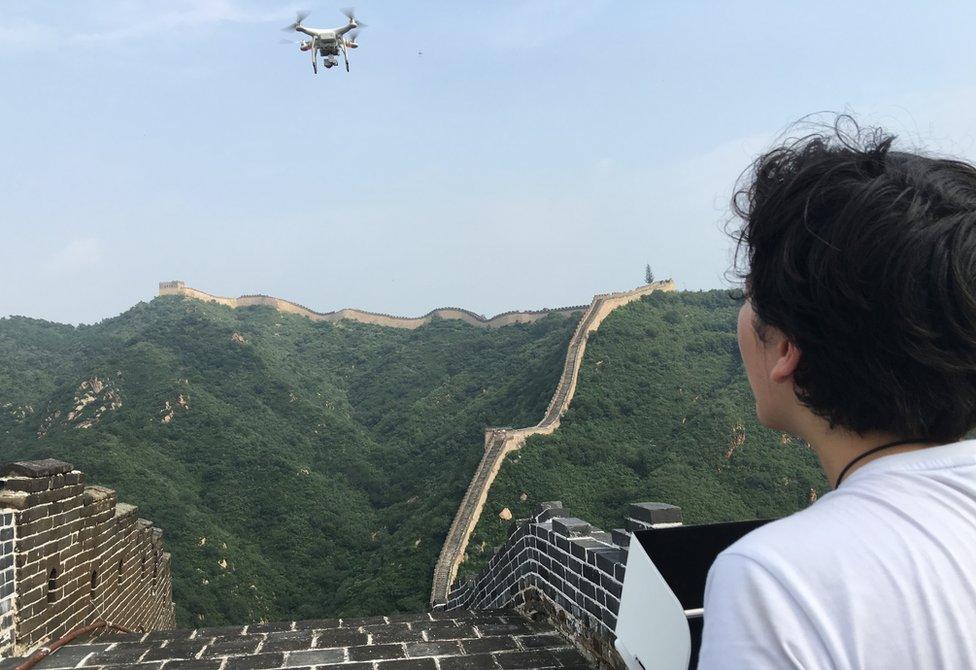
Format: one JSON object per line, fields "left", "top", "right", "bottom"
{"left": 7, "top": 608, "right": 592, "bottom": 670}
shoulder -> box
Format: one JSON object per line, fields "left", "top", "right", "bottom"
{"left": 703, "top": 496, "right": 864, "bottom": 615}
{"left": 704, "top": 550, "right": 796, "bottom": 610}
{"left": 719, "top": 499, "right": 845, "bottom": 565}
{"left": 697, "top": 505, "right": 855, "bottom": 668}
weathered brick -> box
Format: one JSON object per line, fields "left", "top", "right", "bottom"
{"left": 222, "top": 652, "right": 285, "bottom": 669}
{"left": 62, "top": 472, "right": 85, "bottom": 486}
{"left": 365, "top": 623, "right": 419, "bottom": 644}
{"left": 162, "top": 660, "right": 223, "bottom": 670}
{"left": 24, "top": 485, "right": 84, "bottom": 508}
{"left": 202, "top": 635, "right": 263, "bottom": 657}
{"left": 85, "top": 644, "right": 151, "bottom": 665}
{"left": 142, "top": 641, "right": 207, "bottom": 661}
{"left": 1, "top": 460, "right": 73, "bottom": 478}
{"left": 1, "top": 478, "right": 51, "bottom": 494}
{"left": 493, "top": 649, "right": 562, "bottom": 668}
{"left": 440, "top": 655, "right": 497, "bottom": 670}
{"left": 15, "top": 504, "right": 50, "bottom": 528}
{"left": 404, "top": 640, "right": 462, "bottom": 657}
{"left": 283, "top": 648, "right": 345, "bottom": 666}
{"left": 314, "top": 628, "right": 368, "bottom": 648}
{"left": 17, "top": 529, "right": 56, "bottom": 553}
{"left": 348, "top": 643, "right": 405, "bottom": 661}
{"left": 259, "top": 631, "right": 313, "bottom": 653}
{"left": 376, "top": 659, "right": 437, "bottom": 670}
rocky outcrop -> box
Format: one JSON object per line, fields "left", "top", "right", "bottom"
{"left": 430, "top": 281, "right": 676, "bottom": 605}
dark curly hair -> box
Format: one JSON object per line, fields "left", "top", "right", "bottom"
{"left": 730, "top": 115, "right": 976, "bottom": 442}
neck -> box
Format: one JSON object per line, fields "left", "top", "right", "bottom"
{"left": 796, "top": 421, "right": 934, "bottom": 488}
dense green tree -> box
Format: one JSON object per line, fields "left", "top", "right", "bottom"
{"left": 0, "top": 290, "right": 828, "bottom": 625}
{"left": 0, "top": 297, "right": 575, "bottom": 626}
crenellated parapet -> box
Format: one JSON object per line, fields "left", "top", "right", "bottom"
{"left": 0, "top": 459, "right": 175, "bottom": 656}
{"left": 158, "top": 281, "right": 592, "bottom": 330}
{"left": 443, "top": 501, "right": 683, "bottom": 669}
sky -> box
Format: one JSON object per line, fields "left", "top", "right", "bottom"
{"left": 2, "top": 0, "right": 976, "bottom": 324}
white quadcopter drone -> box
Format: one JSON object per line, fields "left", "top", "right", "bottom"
{"left": 282, "top": 9, "right": 364, "bottom": 74}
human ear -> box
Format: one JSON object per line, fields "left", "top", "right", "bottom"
{"left": 769, "top": 336, "right": 801, "bottom": 384}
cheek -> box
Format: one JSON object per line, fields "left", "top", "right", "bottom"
{"left": 736, "top": 304, "right": 756, "bottom": 372}
{"left": 737, "top": 304, "right": 765, "bottom": 396}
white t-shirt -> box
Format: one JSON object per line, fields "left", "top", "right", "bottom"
{"left": 697, "top": 439, "right": 976, "bottom": 669}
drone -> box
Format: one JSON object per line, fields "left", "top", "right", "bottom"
{"left": 282, "top": 9, "right": 364, "bottom": 74}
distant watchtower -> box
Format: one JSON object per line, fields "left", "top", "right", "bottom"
{"left": 158, "top": 281, "right": 186, "bottom": 296}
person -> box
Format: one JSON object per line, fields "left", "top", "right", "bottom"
{"left": 697, "top": 117, "right": 976, "bottom": 669}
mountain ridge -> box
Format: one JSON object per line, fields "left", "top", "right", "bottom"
{"left": 160, "top": 281, "right": 597, "bottom": 329}
{"left": 0, "top": 294, "right": 579, "bottom": 625}
{"left": 431, "top": 281, "right": 676, "bottom": 604}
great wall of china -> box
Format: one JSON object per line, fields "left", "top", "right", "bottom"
{"left": 156, "top": 279, "right": 678, "bottom": 609}
{"left": 430, "top": 280, "right": 676, "bottom": 605}
{"left": 0, "top": 280, "right": 682, "bottom": 667}
{"left": 158, "top": 281, "right": 589, "bottom": 329}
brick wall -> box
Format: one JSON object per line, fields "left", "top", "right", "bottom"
{"left": 157, "top": 281, "right": 592, "bottom": 330}
{"left": 0, "top": 459, "right": 176, "bottom": 656}
{"left": 442, "top": 501, "right": 682, "bottom": 667}
{"left": 0, "top": 511, "right": 15, "bottom": 656}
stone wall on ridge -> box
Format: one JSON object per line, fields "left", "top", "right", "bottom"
{"left": 431, "top": 281, "right": 677, "bottom": 605}
{"left": 159, "top": 281, "right": 589, "bottom": 330}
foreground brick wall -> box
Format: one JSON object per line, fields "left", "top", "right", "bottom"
{"left": 0, "top": 459, "right": 176, "bottom": 655}
{"left": 442, "top": 501, "right": 682, "bottom": 667}
{"left": 0, "top": 511, "right": 14, "bottom": 656}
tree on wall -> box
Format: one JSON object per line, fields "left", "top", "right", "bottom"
{"left": 645, "top": 264, "right": 655, "bottom": 284}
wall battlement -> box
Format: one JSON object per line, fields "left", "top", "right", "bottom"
{"left": 430, "top": 280, "right": 676, "bottom": 605}
{"left": 0, "top": 459, "right": 175, "bottom": 656}
{"left": 444, "top": 500, "right": 683, "bottom": 668}
{"left": 158, "top": 281, "right": 592, "bottom": 330}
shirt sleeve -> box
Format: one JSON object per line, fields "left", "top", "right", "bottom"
{"left": 697, "top": 552, "right": 824, "bottom": 670}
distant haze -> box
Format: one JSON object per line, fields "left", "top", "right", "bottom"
{"left": 2, "top": 1, "right": 975, "bottom": 324}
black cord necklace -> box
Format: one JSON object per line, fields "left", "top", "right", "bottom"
{"left": 834, "top": 438, "right": 935, "bottom": 488}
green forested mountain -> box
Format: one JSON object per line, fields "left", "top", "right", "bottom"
{"left": 0, "top": 290, "right": 828, "bottom": 627}
{"left": 463, "top": 290, "right": 827, "bottom": 576}
{"left": 0, "top": 296, "right": 576, "bottom": 626}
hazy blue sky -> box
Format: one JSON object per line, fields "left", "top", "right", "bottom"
{"left": 3, "top": 1, "right": 976, "bottom": 324}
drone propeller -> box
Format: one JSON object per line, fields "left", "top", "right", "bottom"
{"left": 282, "top": 10, "right": 310, "bottom": 31}
{"left": 341, "top": 7, "right": 367, "bottom": 27}
{"left": 345, "top": 29, "right": 360, "bottom": 48}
